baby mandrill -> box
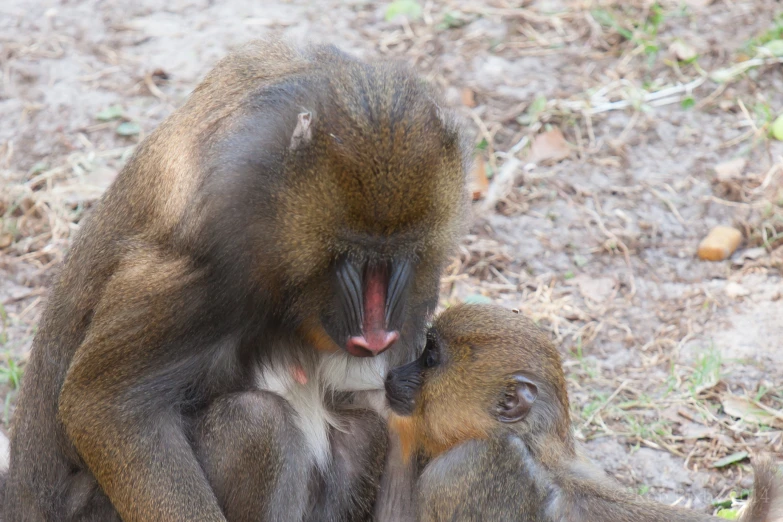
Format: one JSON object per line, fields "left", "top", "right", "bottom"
{"left": 384, "top": 304, "right": 783, "bottom": 522}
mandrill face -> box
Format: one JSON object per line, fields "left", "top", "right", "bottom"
{"left": 269, "top": 73, "right": 470, "bottom": 360}
{"left": 211, "top": 53, "right": 470, "bottom": 363}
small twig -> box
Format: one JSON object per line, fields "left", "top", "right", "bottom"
{"left": 615, "top": 110, "right": 640, "bottom": 145}
{"left": 560, "top": 77, "right": 706, "bottom": 115}
{"left": 468, "top": 110, "right": 498, "bottom": 174}
{"left": 696, "top": 83, "right": 727, "bottom": 110}
{"left": 460, "top": 5, "right": 561, "bottom": 24}
{"left": 143, "top": 71, "right": 167, "bottom": 101}
{"left": 24, "top": 146, "right": 134, "bottom": 187}
{"left": 701, "top": 195, "right": 766, "bottom": 209}
{"left": 645, "top": 185, "right": 688, "bottom": 227}
{"left": 18, "top": 296, "right": 43, "bottom": 321}
{"left": 709, "top": 57, "right": 783, "bottom": 83}
{"left": 1, "top": 289, "right": 47, "bottom": 306}
{"left": 583, "top": 110, "right": 596, "bottom": 149}
{"left": 736, "top": 99, "right": 759, "bottom": 133}
{"left": 581, "top": 380, "right": 629, "bottom": 429}
{"left": 584, "top": 205, "right": 631, "bottom": 266}
{"left": 747, "top": 398, "right": 783, "bottom": 423}
{"left": 505, "top": 135, "right": 529, "bottom": 159}
{"left": 719, "top": 128, "right": 757, "bottom": 150}
{"left": 751, "top": 158, "right": 782, "bottom": 194}
{"left": 481, "top": 157, "right": 521, "bottom": 214}
{"left": 683, "top": 445, "right": 698, "bottom": 470}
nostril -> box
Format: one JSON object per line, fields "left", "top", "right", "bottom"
{"left": 346, "top": 338, "right": 373, "bottom": 357}
{"left": 347, "top": 330, "right": 399, "bottom": 356}
{"left": 373, "top": 330, "right": 399, "bottom": 354}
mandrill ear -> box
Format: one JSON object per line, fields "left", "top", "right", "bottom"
{"left": 497, "top": 374, "right": 538, "bottom": 423}
{"left": 289, "top": 111, "right": 314, "bottom": 150}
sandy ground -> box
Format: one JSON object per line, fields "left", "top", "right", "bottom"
{"left": 2, "top": 0, "right": 783, "bottom": 514}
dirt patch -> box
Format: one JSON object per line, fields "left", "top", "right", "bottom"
{"left": 2, "top": 0, "right": 782, "bottom": 514}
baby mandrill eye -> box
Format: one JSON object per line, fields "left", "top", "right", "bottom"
{"left": 425, "top": 350, "right": 438, "bottom": 368}
{"left": 423, "top": 333, "right": 439, "bottom": 368}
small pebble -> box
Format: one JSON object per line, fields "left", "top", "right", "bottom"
{"left": 698, "top": 226, "right": 742, "bottom": 261}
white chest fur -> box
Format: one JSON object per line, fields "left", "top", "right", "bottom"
{"left": 254, "top": 348, "right": 390, "bottom": 471}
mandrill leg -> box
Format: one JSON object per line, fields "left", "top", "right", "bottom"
{"left": 194, "top": 391, "right": 311, "bottom": 522}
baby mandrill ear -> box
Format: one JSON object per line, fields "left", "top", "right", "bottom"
{"left": 289, "top": 111, "right": 313, "bottom": 150}
{"left": 497, "top": 375, "right": 538, "bottom": 423}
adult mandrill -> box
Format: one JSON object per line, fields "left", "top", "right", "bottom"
{"left": 2, "top": 41, "right": 470, "bottom": 521}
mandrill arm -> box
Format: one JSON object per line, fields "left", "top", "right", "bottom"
{"left": 59, "top": 251, "right": 227, "bottom": 522}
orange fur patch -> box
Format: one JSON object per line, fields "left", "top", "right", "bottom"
{"left": 419, "top": 424, "right": 491, "bottom": 460}
{"left": 389, "top": 414, "right": 418, "bottom": 464}
{"left": 298, "top": 316, "right": 341, "bottom": 353}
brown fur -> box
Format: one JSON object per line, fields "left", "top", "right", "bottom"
{"left": 3, "top": 40, "right": 469, "bottom": 521}
{"left": 386, "top": 304, "right": 783, "bottom": 522}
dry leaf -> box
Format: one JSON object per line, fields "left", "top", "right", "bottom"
{"left": 659, "top": 405, "right": 683, "bottom": 424}
{"left": 684, "top": 0, "right": 713, "bottom": 7}
{"left": 529, "top": 128, "right": 570, "bottom": 164}
{"left": 570, "top": 275, "right": 615, "bottom": 303}
{"left": 739, "top": 247, "right": 767, "bottom": 261}
{"left": 669, "top": 40, "right": 697, "bottom": 61}
{"left": 680, "top": 422, "right": 717, "bottom": 440}
{"left": 0, "top": 232, "right": 13, "bottom": 249}
{"left": 461, "top": 88, "right": 477, "bottom": 108}
{"left": 470, "top": 160, "right": 489, "bottom": 201}
{"left": 714, "top": 158, "right": 746, "bottom": 181}
{"left": 724, "top": 282, "right": 749, "bottom": 298}
{"left": 721, "top": 395, "right": 783, "bottom": 428}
